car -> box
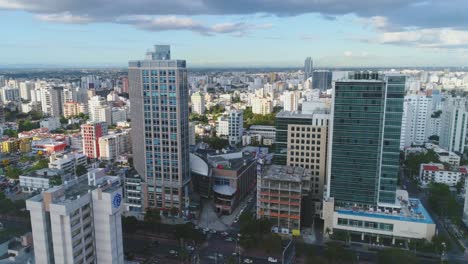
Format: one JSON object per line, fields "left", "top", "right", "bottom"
{"left": 225, "top": 237, "right": 234, "bottom": 242}
{"left": 169, "top": 250, "right": 177, "bottom": 255}
{"left": 221, "top": 231, "right": 229, "bottom": 236}
{"left": 186, "top": 246, "right": 194, "bottom": 251}
{"left": 203, "top": 228, "right": 210, "bottom": 233}
{"left": 243, "top": 258, "right": 253, "bottom": 263}
{"left": 209, "top": 229, "right": 217, "bottom": 234}
{"left": 268, "top": 257, "right": 278, "bottom": 263}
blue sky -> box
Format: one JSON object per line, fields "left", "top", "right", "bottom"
{"left": 1, "top": 0, "right": 467, "bottom": 67}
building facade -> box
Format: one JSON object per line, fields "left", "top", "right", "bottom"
{"left": 323, "top": 73, "right": 436, "bottom": 243}
{"left": 191, "top": 92, "right": 205, "bottom": 115}
{"left": 228, "top": 110, "right": 243, "bottom": 146}
{"left": 81, "top": 121, "right": 108, "bottom": 159}
{"left": 26, "top": 175, "right": 124, "bottom": 264}
{"left": 440, "top": 97, "right": 468, "bottom": 153}
{"left": 129, "top": 45, "right": 190, "bottom": 212}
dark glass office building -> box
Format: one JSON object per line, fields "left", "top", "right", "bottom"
{"left": 312, "top": 70, "right": 332, "bottom": 90}
{"left": 328, "top": 74, "right": 405, "bottom": 206}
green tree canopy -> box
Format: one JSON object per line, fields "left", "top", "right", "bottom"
{"left": 377, "top": 248, "right": 418, "bottom": 264}
{"left": 75, "top": 164, "right": 88, "bottom": 176}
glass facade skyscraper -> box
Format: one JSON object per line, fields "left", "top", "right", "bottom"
{"left": 304, "top": 57, "right": 313, "bottom": 81}
{"left": 129, "top": 45, "right": 190, "bottom": 212}
{"left": 328, "top": 73, "right": 405, "bottom": 206}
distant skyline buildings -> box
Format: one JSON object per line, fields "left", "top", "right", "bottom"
{"left": 304, "top": 57, "right": 313, "bottom": 81}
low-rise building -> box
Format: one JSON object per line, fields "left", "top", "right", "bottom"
{"left": 98, "top": 130, "right": 131, "bottom": 161}
{"left": 40, "top": 117, "right": 61, "bottom": 131}
{"left": 209, "top": 150, "right": 256, "bottom": 214}
{"left": 323, "top": 192, "right": 436, "bottom": 242}
{"left": 123, "top": 169, "right": 144, "bottom": 213}
{"left": 19, "top": 168, "right": 66, "bottom": 193}
{"left": 419, "top": 163, "right": 466, "bottom": 187}
{"left": 257, "top": 165, "right": 312, "bottom": 234}
{"left": 49, "top": 152, "right": 88, "bottom": 177}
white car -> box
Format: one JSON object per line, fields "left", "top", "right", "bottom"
{"left": 268, "top": 257, "right": 278, "bottom": 263}
{"left": 221, "top": 231, "right": 229, "bottom": 236}
{"left": 225, "top": 237, "right": 234, "bottom": 242}
{"left": 243, "top": 259, "right": 253, "bottom": 263}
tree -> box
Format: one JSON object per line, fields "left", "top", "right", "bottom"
{"left": 428, "top": 183, "right": 462, "bottom": 221}
{"left": 404, "top": 150, "right": 440, "bottom": 177}
{"left": 203, "top": 136, "right": 229, "bottom": 150}
{"left": 324, "top": 242, "right": 355, "bottom": 264}
{"left": 225, "top": 256, "right": 236, "bottom": 264}
{"left": 262, "top": 234, "right": 282, "bottom": 254}
{"left": 49, "top": 176, "right": 62, "bottom": 186}
{"left": 30, "top": 111, "right": 43, "bottom": 121}
{"left": 377, "top": 248, "right": 418, "bottom": 264}
{"left": 99, "top": 162, "right": 107, "bottom": 168}
{"left": 59, "top": 116, "right": 68, "bottom": 125}
{"left": 5, "top": 166, "right": 22, "bottom": 179}
{"left": 75, "top": 164, "right": 88, "bottom": 176}
{"left": 455, "top": 181, "right": 464, "bottom": 194}
{"left": 122, "top": 216, "right": 139, "bottom": 233}
{"left": 28, "top": 158, "right": 49, "bottom": 172}
{"left": 144, "top": 208, "right": 161, "bottom": 225}
{"left": 3, "top": 129, "right": 18, "bottom": 138}
{"left": 170, "top": 207, "right": 179, "bottom": 217}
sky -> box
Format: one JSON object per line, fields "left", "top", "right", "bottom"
{"left": 1, "top": 0, "right": 468, "bottom": 68}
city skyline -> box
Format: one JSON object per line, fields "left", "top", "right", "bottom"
{"left": 1, "top": 1, "right": 468, "bottom": 67}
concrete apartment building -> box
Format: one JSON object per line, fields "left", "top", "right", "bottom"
{"left": 274, "top": 101, "right": 330, "bottom": 217}
{"left": 26, "top": 174, "right": 124, "bottom": 264}
{"left": 129, "top": 45, "right": 190, "bottom": 212}
{"left": 419, "top": 163, "right": 466, "bottom": 187}
{"left": 191, "top": 91, "right": 205, "bottom": 115}
{"left": 98, "top": 130, "right": 131, "bottom": 161}
{"left": 49, "top": 151, "right": 88, "bottom": 177}
{"left": 81, "top": 121, "right": 108, "bottom": 159}
{"left": 257, "top": 165, "right": 312, "bottom": 234}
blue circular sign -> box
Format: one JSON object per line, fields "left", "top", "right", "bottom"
{"left": 112, "top": 193, "right": 122, "bottom": 208}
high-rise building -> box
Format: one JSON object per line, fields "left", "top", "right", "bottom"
{"left": 440, "top": 97, "right": 468, "bottom": 153}
{"left": 323, "top": 73, "right": 436, "bottom": 242}
{"left": 228, "top": 110, "right": 244, "bottom": 146}
{"left": 274, "top": 103, "right": 330, "bottom": 217}
{"left": 81, "top": 121, "right": 108, "bottom": 159}
{"left": 327, "top": 74, "right": 405, "bottom": 205}
{"left": 88, "top": 96, "right": 111, "bottom": 124}
{"left": 26, "top": 174, "right": 124, "bottom": 264}
{"left": 64, "top": 101, "right": 80, "bottom": 118}
{"left": 282, "top": 91, "right": 299, "bottom": 112}
{"left": 304, "top": 57, "right": 313, "bottom": 81}
{"left": 399, "top": 94, "right": 431, "bottom": 149}
{"left": 251, "top": 97, "right": 272, "bottom": 115}
{"left": 19, "top": 81, "right": 33, "bottom": 101}
{"left": 129, "top": 45, "right": 190, "bottom": 211}
{"left": 191, "top": 92, "right": 205, "bottom": 115}
{"left": 312, "top": 70, "right": 332, "bottom": 90}
{"left": 98, "top": 130, "right": 131, "bottom": 161}
{"left": 50, "top": 86, "right": 64, "bottom": 117}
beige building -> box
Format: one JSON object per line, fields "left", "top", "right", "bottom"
{"left": 98, "top": 130, "right": 131, "bottom": 161}
{"left": 191, "top": 92, "right": 205, "bottom": 115}
{"left": 63, "top": 101, "right": 80, "bottom": 118}
{"left": 274, "top": 106, "right": 330, "bottom": 217}
{"left": 251, "top": 97, "right": 273, "bottom": 115}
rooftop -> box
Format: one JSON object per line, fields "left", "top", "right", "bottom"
{"left": 276, "top": 110, "right": 330, "bottom": 119}
{"left": 29, "top": 174, "right": 120, "bottom": 205}
{"left": 262, "top": 165, "right": 312, "bottom": 182}
{"left": 336, "top": 198, "right": 434, "bottom": 224}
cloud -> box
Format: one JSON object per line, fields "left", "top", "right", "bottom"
{"left": 344, "top": 51, "right": 353, "bottom": 57}
{"left": 114, "top": 15, "right": 271, "bottom": 36}
{"left": 373, "top": 28, "right": 468, "bottom": 49}
{"left": 1, "top": 0, "right": 467, "bottom": 30}
{"left": 36, "top": 12, "right": 94, "bottom": 24}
